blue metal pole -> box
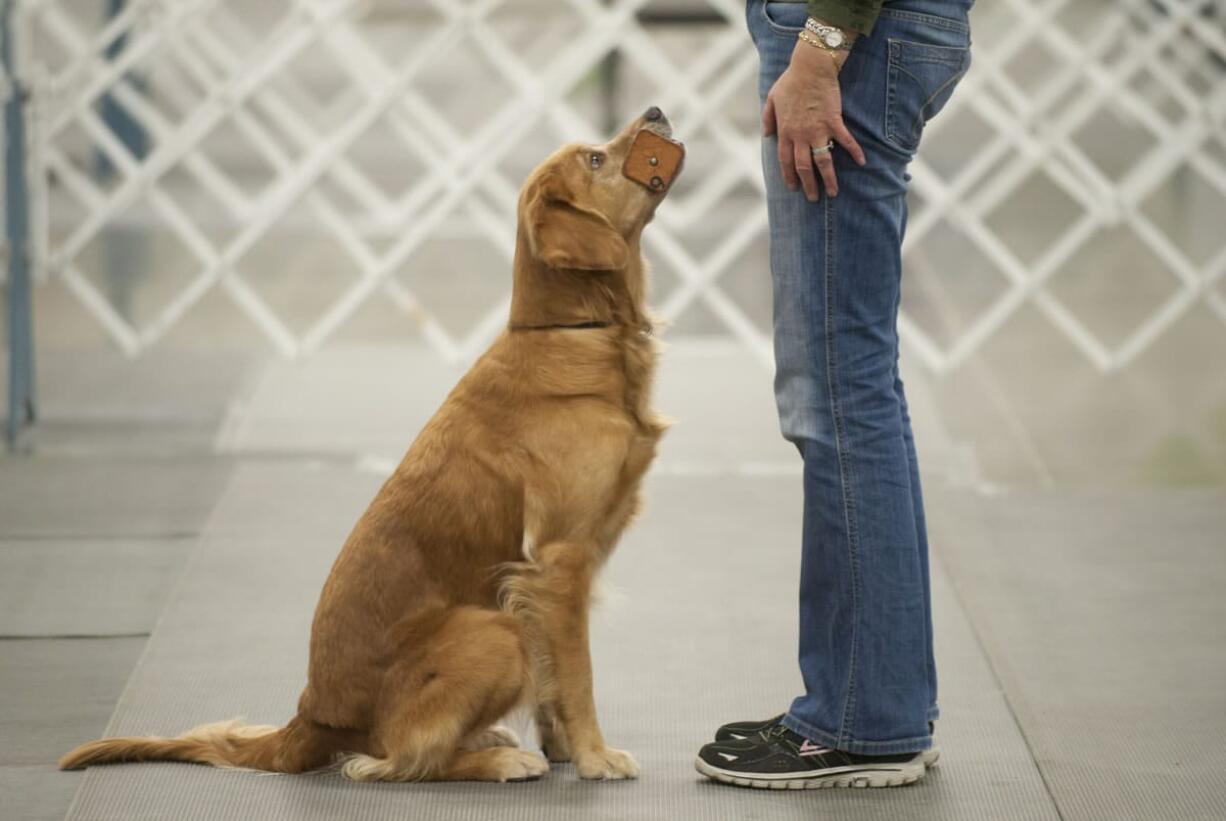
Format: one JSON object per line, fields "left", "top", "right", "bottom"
{"left": 3, "top": 0, "right": 35, "bottom": 450}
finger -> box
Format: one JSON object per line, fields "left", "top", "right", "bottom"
{"left": 777, "top": 134, "right": 800, "bottom": 192}
{"left": 814, "top": 143, "right": 838, "bottom": 197}
{"left": 762, "top": 95, "right": 777, "bottom": 138}
{"left": 832, "top": 118, "right": 866, "bottom": 167}
{"left": 793, "top": 141, "right": 820, "bottom": 202}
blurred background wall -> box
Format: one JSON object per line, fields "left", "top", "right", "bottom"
{"left": 4, "top": 0, "right": 1226, "bottom": 485}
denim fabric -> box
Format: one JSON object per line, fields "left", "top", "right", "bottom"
{"left": 746, "top": 0, "right": 971, "bottom": 755}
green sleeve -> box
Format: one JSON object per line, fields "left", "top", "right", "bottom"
{"left": 805, "top": 0, "right": 884, "bottom": 35}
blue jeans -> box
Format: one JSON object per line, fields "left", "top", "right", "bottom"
{"left": 746, "top": 0, "right": 972, "bottom": 755}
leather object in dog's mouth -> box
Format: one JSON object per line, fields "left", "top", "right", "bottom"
{"left": 622, "top": 130, "right": 685, "bottom": 193}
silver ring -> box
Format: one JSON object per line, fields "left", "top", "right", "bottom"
{"left": 810, "top": 141, "right": 834, "bottom": 156}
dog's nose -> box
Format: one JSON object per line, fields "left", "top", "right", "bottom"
{"left": 640, "top": 106, "right": 673, "bottom": 139}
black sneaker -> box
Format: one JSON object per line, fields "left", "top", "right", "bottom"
{"left": 715, "top": 716, "right": 940, "bottom": 768}
{"left": 696, "top": 724, "right": 926, "bottom": 789}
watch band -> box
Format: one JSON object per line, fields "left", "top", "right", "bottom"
{"left": 804, "top": 17, "right": 852, "bottom": 50}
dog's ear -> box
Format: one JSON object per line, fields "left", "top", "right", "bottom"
{"left": 525, "top": 183, "right": 629, "bottom": 272}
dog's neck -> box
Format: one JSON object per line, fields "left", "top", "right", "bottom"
{"left": 508, "top": 229, "right": 649, "bottom": 333}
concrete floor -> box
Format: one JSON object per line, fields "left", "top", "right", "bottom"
{"left": 2, "top": 342, "right": 1224, "bottom": 820}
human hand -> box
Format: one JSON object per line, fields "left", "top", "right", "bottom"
{"left": 762, "top": 33, "right": 866, "bottom": 200}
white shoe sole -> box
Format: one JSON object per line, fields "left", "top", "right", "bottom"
{"left": 695, "top": 756, "right": 926, "bottom": 789}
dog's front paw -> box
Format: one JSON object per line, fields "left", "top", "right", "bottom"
{"left": 574, "top": 746, "right": 639, "bottom": 780}
{"left": 487, "top": 748, "right": 551, "bottom": 782}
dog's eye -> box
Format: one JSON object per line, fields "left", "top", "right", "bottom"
{"left": 589, "top": 152, "right": 605, "bottom": 170}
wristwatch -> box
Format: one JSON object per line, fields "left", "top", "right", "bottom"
{"left": 804, "top": 18, "right": 852, "bottom": 50}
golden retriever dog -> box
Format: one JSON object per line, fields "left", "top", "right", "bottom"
{"left": 60, "top": 107, "right": 684, "bottom": 783}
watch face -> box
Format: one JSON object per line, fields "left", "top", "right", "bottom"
{"left": 823, "top": 29, "right": 845, "bottom": 48}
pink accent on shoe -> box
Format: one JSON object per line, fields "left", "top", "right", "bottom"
{"left": 798, "top": 739, "right": 831, "bottom": 756}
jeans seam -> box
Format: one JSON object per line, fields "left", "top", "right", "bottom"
{"left": 892, "top": 285, "right": 937, "bottom": 719}
{"left": 877, "top": 7, "right": 971, "bottom": 33}
{"left": 885, "top": 42, "right": 900, "bottom": 149}
{"left": 822, "top": 195, "right": 860, "bottom": 747}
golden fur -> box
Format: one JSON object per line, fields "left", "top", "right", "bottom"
{"left": 60, "top": 110, "right": 680, "bottom": 783}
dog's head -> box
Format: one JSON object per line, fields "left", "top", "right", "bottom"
{"left": 519, "top": 107, "right": 684, "bottom": 273}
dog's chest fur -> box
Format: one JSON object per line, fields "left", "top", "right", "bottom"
{"left": 592, "top": 327, "right": 667, "bottom": 547}
{"left": 621, "top": 328, "right": 666, "bottom": 433}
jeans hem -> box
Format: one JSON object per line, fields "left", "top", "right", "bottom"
{"left": 782, "top": 712, "right": 932, "bottom": 755}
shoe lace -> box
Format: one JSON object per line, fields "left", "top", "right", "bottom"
{"left": 762, "top": 723, "right": 790, "bottom": 743}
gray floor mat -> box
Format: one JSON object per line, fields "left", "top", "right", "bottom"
{"left": 930, "top": 487, "right": 1226, "bottom": 821}
{"left": 0, "top": 457, "right": 234, "bottom": 539}
{"left": 0, "top": 765, "right": 90, "bottom": 821}
{"left": 0, "top": 637, "right": 146, "bottom": 821}
{"left": 0, "top": 637, "right": 148, "bottom": 767}
{"left": 34, "top": 349, "right": 257, "bottom": 420}
{"left": 0, "top": 539, "right": 193, "bottom": 637}
{"left": 64, "top": 464, "right": 1056, "bottom": 820}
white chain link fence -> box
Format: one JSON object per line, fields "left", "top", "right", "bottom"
{"left": 8, "top": 0, "right": 1226, "bottom": 372}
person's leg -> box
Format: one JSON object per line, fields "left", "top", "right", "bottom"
{"left": 896, "top": 370, "right": 940, "bottom": 724}
{"left": 896, "top": 169, "right": 939, "bottom": 726}
{"left": 780, "top": 172, "right": 930, "bottom": 755}
{"left": 747, "top": 0, "right": 969, "bottom": 754}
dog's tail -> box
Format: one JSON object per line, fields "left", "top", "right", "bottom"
{"left": 59, "top": 715, "right": 345, "bottom": 773}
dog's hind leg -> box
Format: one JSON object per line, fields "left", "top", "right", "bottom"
{"left": 341, "top": 607, "right": 547, "bottom": 783}
{"left": 461, "top": 724, "right": 520, "bottom": 751}
{"left": 536, "top": 704, "right": 571, "bottom": 762}
{"left": 441, "top": 746, "right": 549, "bottom": 781}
